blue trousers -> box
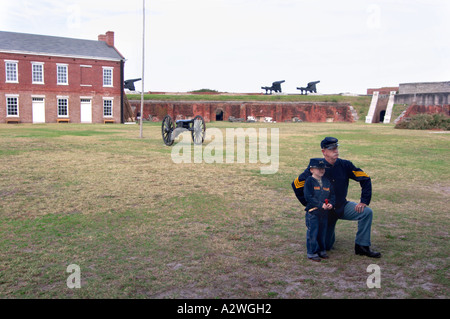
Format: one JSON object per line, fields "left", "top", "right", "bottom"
{"left": 305, "top": 209, "right": 327, "bottom": 258}
{"left": 325, "top": 201, "right": 373, "bottom": 250}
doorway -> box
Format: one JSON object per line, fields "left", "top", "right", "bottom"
{"left": 32, "top": 97, "right": 45, "bottom": 123}
{"left": 80, "top": 99, "right": 92, "bottom": 123}
{"left": 216, "top": 109, "right": 223, "bottom": 121}
{"left": 379, "top": 110, "right": 386, "bottom": 123}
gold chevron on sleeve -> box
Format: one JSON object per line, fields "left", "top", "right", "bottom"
{"left": 353, "top": 170, "right": 369, "bottom": 178}
{"left": 294, "top": 177, "right": 305, "bottom": 189}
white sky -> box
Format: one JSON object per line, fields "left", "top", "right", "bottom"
{"left": 1, "top": 0, "right": 449, "bottom": 94}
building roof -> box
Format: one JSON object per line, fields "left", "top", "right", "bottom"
{"left": 0, "top": 31, "right": 124, "bottom": 61}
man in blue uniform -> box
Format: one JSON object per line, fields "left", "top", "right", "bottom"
{"left": 292, "top": 137, "right": 381, "bottom": 258}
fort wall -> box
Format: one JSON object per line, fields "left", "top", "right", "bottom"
{"left": 128, "top": 100, "right": 357, "bottom": 123}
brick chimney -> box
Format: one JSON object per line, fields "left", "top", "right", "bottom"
{"left": 98, "top": 31, "right": 114, "bottom": 47}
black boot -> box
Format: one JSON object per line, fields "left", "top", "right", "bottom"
{"left": 355, "top": 244, "right": 381, "bottom": 258}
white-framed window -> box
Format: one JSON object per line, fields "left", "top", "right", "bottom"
{"left": 57, "top": 64, "right": 68, "bottom": 85}
{"left": 57, "top": 97, "right": 69, "bottom": 117}
{"left": 32, "top": 62, "right": 44, "bottom": 84}
{"left": 6, "top": 95, "right": 19, "bottom": 116}
{"left": 5, "top": 60, "right": 18, "bottom": 83}
{"left": 102, "top": 67, "right": 113, "bottom": 87}
{"left": 103, "top": 98, "right": 113, "bottom": 117}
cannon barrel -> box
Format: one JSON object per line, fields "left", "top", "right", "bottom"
{"left": 125, "top": 78, "right": 142, "bottom": 83}
{"left": 124, "top": 78, "right": 142, "bottom": 91}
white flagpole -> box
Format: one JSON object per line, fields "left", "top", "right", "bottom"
{"left": 140, "top": 0, "right": 145, "bottom": 138}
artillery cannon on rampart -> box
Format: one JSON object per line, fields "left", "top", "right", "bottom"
{"left": 297, "top": 81, "right": 320, "bottom": 95}
{"left": 124, "top": 78, "right": 142, "bottom": 91}
{"left": 261, "top": 80, "right": 285, "bottom": 94}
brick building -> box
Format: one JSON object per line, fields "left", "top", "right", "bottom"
{"left": 0, "top": 31, "right": 125, "bottom": 124}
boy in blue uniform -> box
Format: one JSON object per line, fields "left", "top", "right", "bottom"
{"left": 292, "top": 137, "right": 381, "bottom": 258}
{"left": 304, "top": 158, "right": 335, "bottom": 262}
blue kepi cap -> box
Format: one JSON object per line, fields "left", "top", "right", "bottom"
{"left": 309, "top": 158, "right": 327, "bottom": 169}
{"left": 321, "top": 137, "right": 339, "bottom": 149}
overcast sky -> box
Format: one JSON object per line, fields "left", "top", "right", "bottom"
{"left": 1, "top": 0, "right": 449, "bottom": 94}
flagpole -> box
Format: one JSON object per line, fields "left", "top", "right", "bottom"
{"left": 140, "top": 0, "right": 145, "bottom": 138}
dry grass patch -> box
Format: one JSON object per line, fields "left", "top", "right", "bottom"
{"left": 0, "top": 122, "right": 449, "bottom": 299}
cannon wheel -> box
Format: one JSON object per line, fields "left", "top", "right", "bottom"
{"left": 162, "top": 115, "right": 175, "bottom": 146}
{"left": 192, "top": 115, "right": 206, "bottom": 145}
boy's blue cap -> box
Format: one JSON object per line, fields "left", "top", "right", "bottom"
{"left": 309, "top": 158, "right": 327, "bottom": 169}
{"left": 321, "top": 137, "right": 339, "bottom": 149}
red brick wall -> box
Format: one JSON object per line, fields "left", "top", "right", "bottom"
{"left": 403, "top": 104, "right": 450, "bottom": 118}
{"left": 0, "top": 52, "right": 122, "bottom": 123}
{"left": 129, "top": 100, "right": 355, "bottom": 123}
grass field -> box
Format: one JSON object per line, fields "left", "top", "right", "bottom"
{"left": 0, "top": 121, "right": 448, "bottom": 299}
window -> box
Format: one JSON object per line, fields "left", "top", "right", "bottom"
{"left": 32, "top": 62, "right": 44, "bottom": 84}
{"left": 57, "top": 64, "right": 68, "bottom": 85}
{"left": 6, "top": 96, "right": 19, "bottom": 116}
{"left": 103, "top": 67, "right": 113, "bottom": 87}
{"left": 57, "top": 98, "right": 69, "bottom": 117}
{"left": 103, "top": 99, "right": 113, "bottom": 117}
{"left": 5, "top": 61, "right": 18, "bottom": 83}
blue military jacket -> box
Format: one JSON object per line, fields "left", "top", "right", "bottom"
{"left": 292, "top": 158, "right": 372, "bottom": 217}
{"left": 304, "top": 176, "right": 336, "bottom": 212}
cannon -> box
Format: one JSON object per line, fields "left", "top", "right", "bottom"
{"left": 297, "top": 81, "right": 320, "bottom": 95}
{"left": 124, "top": 78, "right": 142, "bottom": 91}
{"left": 261, "top": 80, "right": 285, "bottom": 94}
{"left": 161, "top": 115, "right": 206, "bottom": 146}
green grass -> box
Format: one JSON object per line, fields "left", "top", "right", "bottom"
{"left": 0, "top": 121, "right": 449, "bottom": 299}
